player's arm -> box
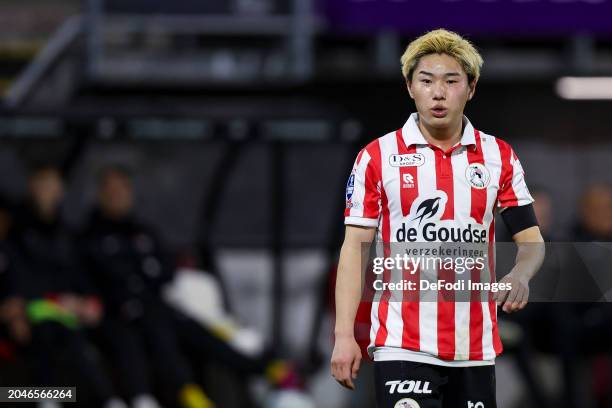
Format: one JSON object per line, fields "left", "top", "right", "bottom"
{"left": 331, "top": 224, "right": 376, "bottom": 390}
{"left": 493, "top": 204, "right": 545, "bottom": 313}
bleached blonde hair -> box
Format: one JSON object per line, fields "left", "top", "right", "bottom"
{"left": 400, "top": 29, "right": 483, "bottom": 84}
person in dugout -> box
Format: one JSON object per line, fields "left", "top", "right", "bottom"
{"left": 0, "top": 194, "right": 30, "bottom": 363}
{"left": 79, "top": 165, "right": 301, "bottom": 408}
{"left": 10, "top": 164, "right": 126, "bottom": 408}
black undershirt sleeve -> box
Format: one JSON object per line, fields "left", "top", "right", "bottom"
{"left": 500, "top": 203, "right": 538, "bottom": 236}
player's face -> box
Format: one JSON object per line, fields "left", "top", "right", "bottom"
{"left": 407, "top": 53, "right": 476, "bottom": 131}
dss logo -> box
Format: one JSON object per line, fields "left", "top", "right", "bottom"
{"left": 389, "top": 153, "right": 425, "bottom": 167}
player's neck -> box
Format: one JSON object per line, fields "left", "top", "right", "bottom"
{"left": 416, "top": 114, "right": 464, "bottom": 152}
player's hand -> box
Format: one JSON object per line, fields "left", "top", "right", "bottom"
{"left": 331, "top": 334, "right": 362, "bottom": 390}
{"left": 492, "top": 272, "right": 530, "bottom": 313}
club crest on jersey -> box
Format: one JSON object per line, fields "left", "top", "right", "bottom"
{"left": 393, "top": 398, "right": 421, "bottom": 408}
{"left": 389, "top": 153, "right": 425, "bottom": 167}
{"left": 465, "top": 163, "right": 490, "bottom": 189}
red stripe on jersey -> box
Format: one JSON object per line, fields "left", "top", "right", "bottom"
{"left": 374, "top": 269, "right": 390, "bottom": 347}
{"left": 467, "top": 130, "right": 487, "bottom": 224}
{"left": 488, "top": 219, "right": 503, "bottom": 355}
{"left": 434, "top": 147, "right": 455, "bottom": 360}
{"left": 487, "top": 208, "right": 497, "bottom": 300}
{"left": 467, "top": 130, "right": 485, "bottom": 360}
{"left": 363, "top": 141, "right": 383, "bottom": 218}
{"left": 395, "top": 129, "right": 421, "bottom": 350}
{"left": 374, "top": 187, "right": 391, "bottom": 347}
{"left": 402, "top": 264, "right": 420, "bottom": 350}
{"left": 489, "top": 300, "right": 502, "bottom": 356}
{"left": 435, "top": 148, "right": 454, "bottom": 220}
{"left": 355, "top": 148, "right": 365, "bottom": 165}
{"left": 469, "top": 264, "right": 484, "bottom": 360}
{"left": 395, "top": 129, "right": 419, "bottom": 217}
{"left": 437, "top": 267, "right": 456, "bottom": 360}
{"left": 496, "top": 139, "right": 518, "bottom": 207}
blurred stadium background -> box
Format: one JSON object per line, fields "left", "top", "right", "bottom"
{"left": 0, "top": 0, "right": 611, "bottom": 407}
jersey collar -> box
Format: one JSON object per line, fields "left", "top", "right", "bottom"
{"left": 402, "top": 112, "right": 477, "bottom": 150}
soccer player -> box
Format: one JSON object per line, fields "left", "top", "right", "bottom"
{"left": 331, "top": 29, "right": 545, "bottom": 408}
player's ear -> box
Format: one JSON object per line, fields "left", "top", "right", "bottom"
{"left": 467, "top": 78, "right": 477, "bottom": 101}
{"left": 406, "top": 80, "right": 414, "bottom": 99}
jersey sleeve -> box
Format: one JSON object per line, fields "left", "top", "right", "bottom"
{"left": 344, "top": 147, "right": 381, "bottom": 227}
{"left": 497, "top": 145, "right": 534, "bottom": 210}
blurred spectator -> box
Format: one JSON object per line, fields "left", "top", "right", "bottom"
{"left": 570, "top": 183, "right": 612, "bottom": 408}
{"left": 565, "top": 183, "right": 612, "bottom": 303}
{"left": 82, "top": 168, "right": 230, "bottom": 408}
{"left": 573, "top": 183, "right": 612, "bottom": 242}
{"left": 531, "top": 187, "right": 554, "bottom": 241}
{"left": 0, "top": 194, "right": 30, "bottom": 388}
{"left": 79, "top": 165, "right": 192, "bottom": 408}
{"left": 0, "top": 194, "right": 29, "bottom": 347}
{"left": 534, "top": 183, "right": 612, "bottom": 408}
{"left": 497, "top": 185, "right": 599, "bottom": 408}
{"left": 80, "top": 166, "right": 302, "bottom": 408}
{"left": 11, "top": 164, "right": 126, "bottom": 408}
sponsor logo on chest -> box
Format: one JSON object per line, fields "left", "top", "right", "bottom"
{"left": 389, "top": 153, "right": 425, "bottom": 167}
{"left": 394, "top": 192, "right": 488, "bottom": 242}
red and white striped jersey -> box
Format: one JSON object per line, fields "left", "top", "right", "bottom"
{"left": 344, "top": 113, "right": 534, "bottom": 365}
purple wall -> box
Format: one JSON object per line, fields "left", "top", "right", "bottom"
{"left": 324, "top": 0, "right": 612, "bottom": 37}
